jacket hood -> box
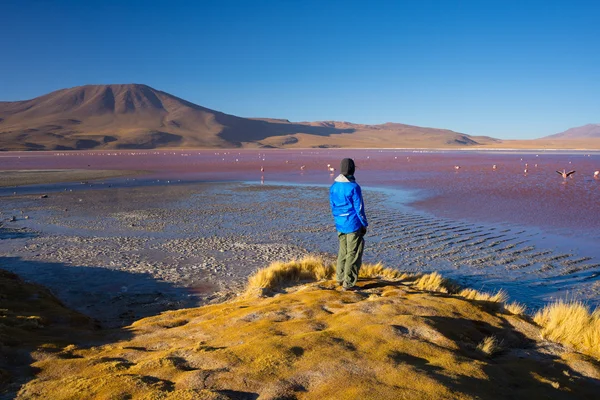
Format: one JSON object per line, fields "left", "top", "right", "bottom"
{"left": 334, "top": 174, "right": 355, "bottom": 182}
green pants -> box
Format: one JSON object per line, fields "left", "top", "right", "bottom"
{"left": 336, "top": 231, "right": 365, "bottom": 288}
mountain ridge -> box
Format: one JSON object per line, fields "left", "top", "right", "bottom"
{"left": 543, "top": 123, "right": 600, "bottom": 139}
{"left": 0, "top": 83, "right": 497, "bottom": 150}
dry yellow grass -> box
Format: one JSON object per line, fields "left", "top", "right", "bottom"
{"left": 413, "top": 272, "right": 459, "bottom": 294}
{"left": 458, "top": 288, "right": 508, "bottom": 304}
{"left": 5, "top": 261, "right": 600, "bottom": 399}
{"left": 358, "top": 262, "right": 413, "bottom": 280}
{"left": 476, "top": 336, "right": 502, "bottom": 357}
{"left": 534, "top": 300, "right": 600, "bottom": 359}
{"left": 505, "top": 301, "right": 527, "bottom": 316}
{"left": 15, "top": 276, "right": 600, "bottom": 399}
{"left": 246, "top": 256, "right": 334, "bottom": 292}
{"left": 246, "top": 257, "right": 412, "bottom": 295}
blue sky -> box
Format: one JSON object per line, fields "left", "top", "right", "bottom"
{"left": 1, "top": 0, "right": 599, "bottom": 139}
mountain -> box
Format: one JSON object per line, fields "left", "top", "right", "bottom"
{"left": 0, "top": 84, "right": 498, "bottom": 150}
{"left": 543, "top": 123, "right": 600, "bottom": 139}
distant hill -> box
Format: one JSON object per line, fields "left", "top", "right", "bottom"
{"left": 0, "top": 84, "right": 499, "bottom": 150}
{"left": 543, "top": 123, "right": 600, "bottom": 139}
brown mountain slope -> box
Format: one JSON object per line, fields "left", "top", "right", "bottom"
{"left": 0, "top": 84, "right": 497, "bottom": 150}
{"left": 256, "top": 120, "right": 500, "bottom": 149}
{"left": 543, "top": 123, "right": 600, "bottom": 139}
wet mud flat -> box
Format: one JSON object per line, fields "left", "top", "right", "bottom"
{"left": 0, "top": 183, "right": 316, "bottom": 327}
{"left": 2, "top": 178, "right": 599, "bottom": 329}
{"left": 0, "top": 169, "right": 141, "bottom": 188}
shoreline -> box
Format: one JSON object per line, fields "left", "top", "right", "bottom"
{"left": 0, "top": 169, "right": 145, "bottom": 188}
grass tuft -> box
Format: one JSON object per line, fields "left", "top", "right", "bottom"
{"left": 477, "top": 336, "right": 502, "bottom": 356}
{"left": 458, "top": 288, "right": 508, "bottom": 304}
{"left": 533, "top": 300, "right": 600, "bottom": 359}
{"left": 505, "top": 301, "right": 526, "bottom": 316}
{"left": 246, "top": 256, "right": 334, "bottom": 292}
{"left": 359, "top": 263, "right": 413, "bottom": 280}
{"left": 246, "top": 258, "right": 412, "bottom": 294}
{"left": 414, "top": 272, "right": 458, "bottom": 294}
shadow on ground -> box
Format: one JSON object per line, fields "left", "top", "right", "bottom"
{"left": 421, "top": 308, "right": 600, "bottom": 398}
{"left": 0, "top": 255, "right": 200, "bottom": 399}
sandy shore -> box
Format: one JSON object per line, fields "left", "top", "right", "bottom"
{"left": 1, "top": 179, "right": 599, "bottom": 329}
{"left": 0, "top": 169, "right": 142, "bottom": 188}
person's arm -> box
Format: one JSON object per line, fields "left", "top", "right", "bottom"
{"left": 352, "top": 185, "right": 368, "bottom": 228}
{"left": 329, "top": 186, "right": 335, "bottom": 215}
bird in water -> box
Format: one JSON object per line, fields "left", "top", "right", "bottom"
{"left": 492, "top": 165, "right": 497, "bottom": 170}
{"left": 260, "top": 166, "right": 264, "bottom": 173}
{"left": 556, "top": 169, "right": 576, "bottom": 179}
{"left": 594, "top": 170, "right": 599, "bottom": 178}
{"left": 454, "top": 165, "right": 460, "bottom": 170}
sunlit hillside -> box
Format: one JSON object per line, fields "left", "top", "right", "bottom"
{"left": 3, "top": 258, "right": 600, "bottom": 399}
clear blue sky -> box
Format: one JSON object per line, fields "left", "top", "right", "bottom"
{"left": 1, "top": 0, "right": 599, "bottom": 139}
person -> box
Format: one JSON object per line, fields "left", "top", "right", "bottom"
{"left": 329, "top": 158, "right": 368, "bottom": 290}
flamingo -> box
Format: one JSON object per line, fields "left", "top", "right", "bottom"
{"left": 329, "top": 167, "right": 335, "bottom": 174}
{"left": 556, "top": 169, "right": 576, "bottom": 179}
{"left": 454, "top": 165, "right": 460, "bottom": 170}
{"left": 300, "top": 165, "right": 306, "bottom": 170}
{"left": 260, "top": 166, "right": 264, "bottom": 173}
{"left": 492, "top": 165, "right": 497, "bottom": 170}
{"left": 594, "top": 170, "right": 599, "bottom": 178}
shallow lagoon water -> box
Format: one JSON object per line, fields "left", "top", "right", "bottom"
{"left": 3, "top": 148, "right": 598, "bottom": 237}
{"left": 1, "top": 149, "right": 599, "bottom": 322}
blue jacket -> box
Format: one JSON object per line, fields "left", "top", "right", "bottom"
{"left": 330, "top": 174, "right": 368, "bottom": 234}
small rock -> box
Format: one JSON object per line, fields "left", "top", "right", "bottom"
{"left": 40, "top": 194, "right": 48, "bottom": 199}
{"left": 10, "top": 216, "right": 16, "bottom": 222}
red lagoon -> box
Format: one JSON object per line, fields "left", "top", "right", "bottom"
{"left": 1, "top": 149, "right": 599, "bottom": 240}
